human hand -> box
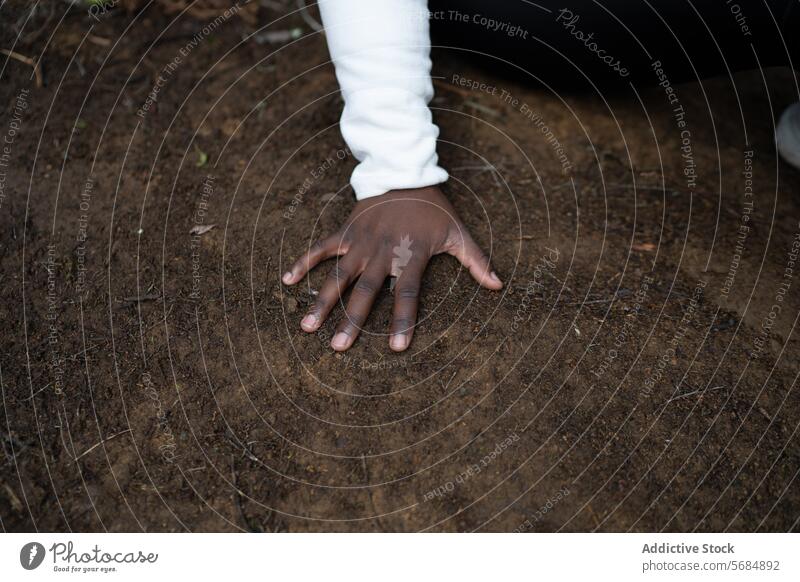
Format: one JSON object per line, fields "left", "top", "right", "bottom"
{"left": 282, "top": 186, "right": 502, "bottom": 352}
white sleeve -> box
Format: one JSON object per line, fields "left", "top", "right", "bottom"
{"left": 318, "top": 0, "right": 448, "bottom": 200}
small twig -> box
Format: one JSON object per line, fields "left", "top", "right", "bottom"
{"left": 87, "top": 35, "right": 111, "bottom": 47}
{"left": 23, "top": 382, "right": 52, "bottom": 401}
{"left": 231, "top": 454, "right": 261, "bottom": 532}
{"left": 662, "top": 385, "right": 727, "bottom": 406}
{"left": 2, "top": 483, "right": 23, "bottom": 513}
{"left": 120, "top": 294, "right": 160, "bottom": 303}
{"left": 1, "top": 49, "right": 43, "bottom": 87}
{"left": 439, "top": 369, "right": 457, "bottom": 391}
{"left": 432, "top": 78, "right": 473, "bottom": 98}
{"left": 587, "top": 504, "right": 601, "bottom": 528}
{"left": 66, "top": 343, "right": 101, "bottom": 363}
{"left": 451, "top": 164, "right": 496, "bottom": 172}
{"left": 488, "top": 166, "right": 504, "bottom": 190}
{"left": 564, "top": 298, "right": 615, "bottom": 306}
{"left": 463, "top": 100, "right": 501, "bottom": 118}
{"left": 74, "top": 429, "right": 131, "bottom": 462}
{"left": 296, "top": 0, "right": 323, "bottom": 32}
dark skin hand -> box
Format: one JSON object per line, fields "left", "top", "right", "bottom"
{"left": 282, "top": 186, "right": 502, "bottom": 352}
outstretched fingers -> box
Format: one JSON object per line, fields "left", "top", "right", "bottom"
{"left": 300, "top": 253, "right": 361, "bottom": 332}
{"left": 447, "top": 233, "right": 503, "bottom": 290}
{"left": 331, "top": 260, "right": 388, "bottom": 351}
{"left": 283, "top": 234, "right": 345, "bottom": 285}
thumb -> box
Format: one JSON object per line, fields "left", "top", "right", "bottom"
{"left": 447, "top": 233, "right": 503, "bottom": 290}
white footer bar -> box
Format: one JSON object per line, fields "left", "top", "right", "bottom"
{"left": 1, "top": 533, "right": 797, "bottom": 581}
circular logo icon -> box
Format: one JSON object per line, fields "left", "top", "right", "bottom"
{"left": 20, "top": 542, "right": 46, "bottom": 570}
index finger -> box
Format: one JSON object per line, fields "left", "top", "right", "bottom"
{"left": 283, "top": 234, "right": 345, "bottom": 285}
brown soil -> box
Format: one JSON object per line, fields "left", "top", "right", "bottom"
{"left": 1, "top": 3, "right": 799, "bottom": 532}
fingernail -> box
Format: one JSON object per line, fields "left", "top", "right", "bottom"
{"left": 489, "top": 271, "right": 502, "bottom": 285}
{"left": 282, "top": 271, "right": 293, "bottom": 284}
{"left": 301, "top": 314, "right": 317, "bottom": 330}
{"left": 331, "top": 332, "right": 350, "bottom": 350}
{"left": 390, "top": 334, "right": 408, "bottom": 351}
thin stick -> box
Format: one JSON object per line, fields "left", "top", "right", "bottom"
{"left": 74, "top": 429, "right": 131, "bottom": 462}
{"left": 87, "top": 35, "right": 111, "bottom": 47}
{"left": 296, "top": 0, "right": 323, "bottom": 32}
{"left": 1, "top": 49, "right": 43, "bottom": 87}
{"left": 121, "top": 294, "right": 160, "bottom": 303}
{"left": 662, "top": 385, "right": 727, "bottom": 406}
{"left": 23, "top": 382, "right": 52, "bottom": 401}
{"left": 432, "top": 78, "right": 473, "bottom": 98}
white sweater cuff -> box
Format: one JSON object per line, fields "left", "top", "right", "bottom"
{"left": 319, "top": 0, "right": 448, "bottom": 200}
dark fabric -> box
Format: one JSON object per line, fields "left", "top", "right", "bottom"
{"left": 428, "top": 0, "right": 799, "bottom": 87}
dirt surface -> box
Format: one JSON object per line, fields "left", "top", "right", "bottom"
{"left": 1, "top": 3, "right": 799, "bottom": 532}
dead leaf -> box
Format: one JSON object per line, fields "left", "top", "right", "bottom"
{"left": 632, "top": 243, "right": 656, "bottom": 252}
{"left": 190, "top": 224, "right": 216, "bottom": 236}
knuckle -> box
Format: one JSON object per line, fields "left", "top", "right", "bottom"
{"left": 392, "top": 317, "right": 415, "bottom": 331}
{"left": 341, "top": 312, "right": 364, "bottom": 330}
{"left": 396, "top": 285, "right": 419, "bottom": 300}
{"left": 335, "top": 320, "right": 355, "bottom": 334}
{"left": 353, "top": 277, "right": 378, "bottom": 295}
{"left": 331, "top": 264, "right": 350, "bottom": 282}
